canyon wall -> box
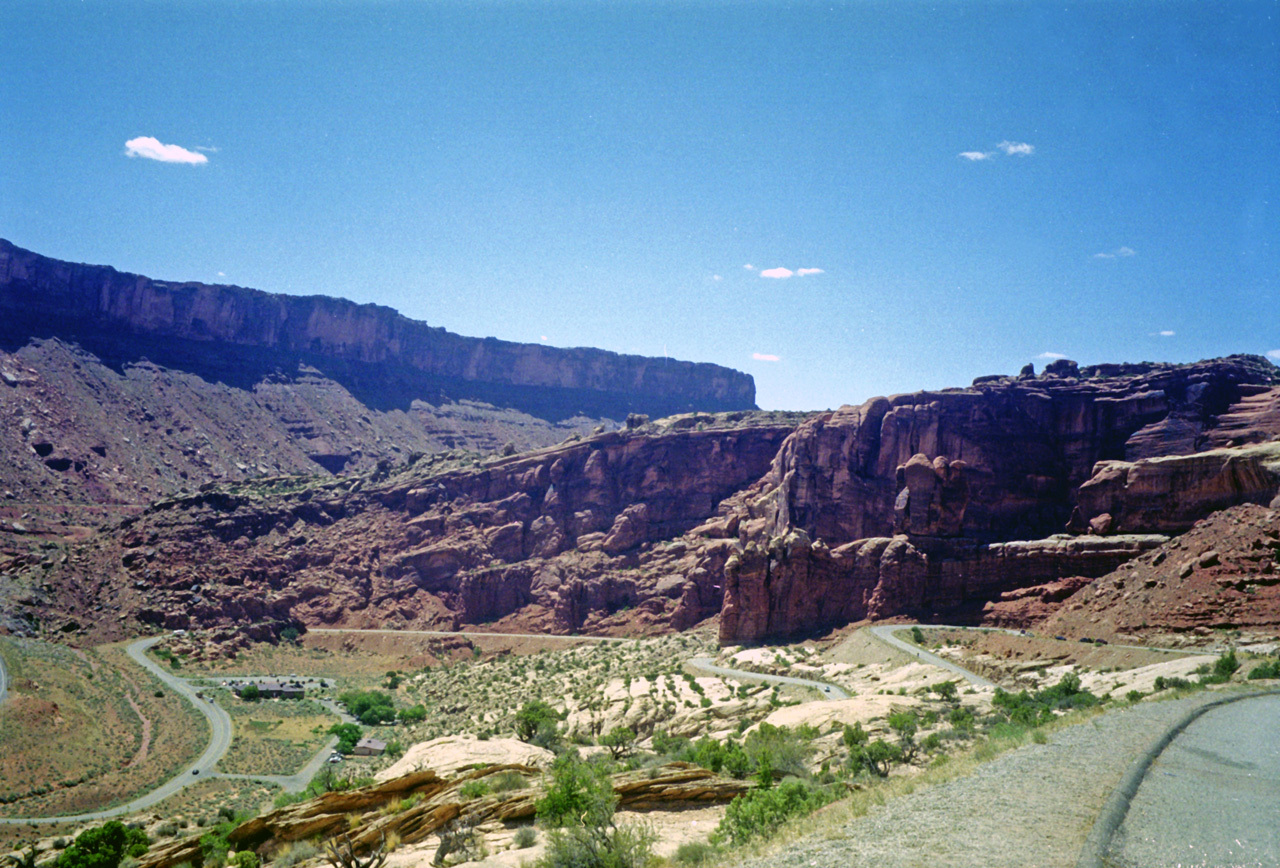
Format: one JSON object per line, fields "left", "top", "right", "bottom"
{"left": 0, "top": 239, "right": 756, "bottom": 422}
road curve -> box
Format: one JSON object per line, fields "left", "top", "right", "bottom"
{"left": 686, "top": 657, "right": 851, "bottom": 699}
{"left": 0, "top": 636, "right": 235, "bottom": 825}
{"left": 0, "top": 644, "right": 8, "bottom": 707}
{"left": 867, "top": 624, "right": 999, "bottom": 689}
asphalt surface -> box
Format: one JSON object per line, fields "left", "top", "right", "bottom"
{"left": 0, "top": 645, "right": 8, "bottom": 707}
{"left": 867, "top": 624, "right": 1000, "bottom": 688}
{"left": 1106, "top": 693, "right": 1280, "bottom": 867}
{"left": 0, "top": 637, "right": 350, "bottom": 824}
{"left": 687, "top": 657, "right": 851, "bottom": 699}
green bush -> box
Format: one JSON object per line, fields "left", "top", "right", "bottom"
{"left": 714, "top": 780, "right": 838, "bottom": 845}
{"left": 55, "top": 822, "right": 149, "bottom": 868}
{"left": 1154, "top": 675, "right": 1193, "bottom": 691}
{"left": 328, "top": 723, "right": 362, "bottom": 754}
{"left": 513, "top": 826, "right": 538, "bottom": 849}
{"left": 397, "top": 704, "right": 427, "bottom": 724}
{"left": 515, "top": 699, "right": 563, "bottom": 746}
{"left": 1247, "top": 659, "right": 1280, "bottom": 680}
{"left": 536, "top": 754, "right": 614, "bottom": 828}
{"left": 459, "top": 780, "right": 490, "bottom": 799}
{"left": 338, "top": 690, "right": 396, "bottom": 725}
{"left": 992, "top": 671, "right": 1098, "bottom": 726}
{"left": 489, "top": 771, "right": 529, "bottom": 792}
{"left": 674, "top": 841, "right": 718, "bottom": 865}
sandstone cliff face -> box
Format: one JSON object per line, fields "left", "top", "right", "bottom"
{"left": 717, "top": 356, "right": 1280, "bottom": 643}
{"left": 29, "top": 414, "right": 802, "bottom": 643}
{"left": 0, "top": 239, "right": 755, "bottom": 421}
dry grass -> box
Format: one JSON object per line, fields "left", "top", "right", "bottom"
{"left": 219, "top": 694, "right": 335, "bottom": 775}
{"left": 0, "top": 637, "right": 205, "bottom": 818}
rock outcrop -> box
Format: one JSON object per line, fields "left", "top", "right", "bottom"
{"left": 717, "top": 356, "right": 1280, "bottom": 643}
{"left": 0, "top": 240, "right": 755, "bottom": 422}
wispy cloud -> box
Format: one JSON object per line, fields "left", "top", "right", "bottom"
{"left": 758, "top": 266, "right": 824, "bottom": 279}
{"left": 1037, "top": 351, "right": 1068, "bottom": 360}
{"left": 1094, "top": 246, "right": 1137, "bottom": 260}
{"left": 997, "top": 141, "right": 1035, "bottom": 156}
{"left": 1159, "top": 330, "right": 1175, "bottom": 337}
{"left": 752, "top": 352, "right": 781, "bottom": 362}
{"left": 1268, "top": 350, "right": 1280, "bottom": 361}
{"left": 712, "top": 274, "right": 723, "bottom": 281}
{"left": 125, "top": 136, "right": 208, "bottom": 164}
{"left": 960, "top": 141, "right": 1034, "bottom": 161}
{"left": 743, "top": 264, "right": 756, "bottom": 271}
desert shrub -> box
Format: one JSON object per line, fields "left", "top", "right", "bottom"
{"left": 56, "top": 822, "right": 149, "bottom": 868}
{"left": 849, "top": 739, "right": 900, "bottom": 777}
{"left": 910, "top": 626, "right": 926, "bottom": 645}
{"left": 239, "top": 684, "right": 261, "bottom": 702}
{"left": 516, "top": 700, "right": 563, "bottom": 746}
{"left": 931, "top": 680, "right": 959, "bottom": 702}
{"left": 513, "top": 826, "right": 538, "bottom": 849}
{"left": 1247, "top": 659, "right": 1280, "bottom": 680}
{"left": 1200, "top": 649, "right": 1240, "bottom": 684}
{"left": 534, "top": 753, "right": 653, "bottom": 868}
{"left": 155, "top": 823, "right": 180, "bottom": 838}
{"left": 459, "top": 780, "right": 490, "bottom": 799}
{"left": 674, "top": 841, "right": 718, "bottom": 865}
{"left": 1126, "top": 690, "right": 1145, "bottom": 703}
{"left": 397, "top": 705, "right": 427, "bottom": 724}
{"left": 713, "top": 780, "right": 838, "bottom": 846}
{"left": 272, "top": 842, "right": 319, "bottom": 868}
{"left": 279, "top": 627, "right": 300, "bottom": 644}
{"left": 385, "top": 740, "right": 404, "bottom": 758}
{"left": 1154, "top": 676, "right": 1193, "bottom": 691}
{"left": 599, "top": 726, "right": 636, "bottom": 760}
{"left": 743, "top": 723, "right": 811, "bottom": 780}
{"left": 993, "top": 671, "right": 1098, "bottom": 726}
{"left": 488, "top": 771, "right": 529, "bottom": 792}
{"left": 229, "top": 853, "right": 259, "bottom": 868}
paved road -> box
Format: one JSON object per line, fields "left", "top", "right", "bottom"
{"left": 1106, "top": 693, "right": 1280, "bottom": 867}
{"left": 687, "top": 657, "right": 851, "bottom": 700}
{"left": 0, "top": 644, "right": 8, "bottom": 707}
{"left": 867, "top": 624, "right": 1000, "bottom": 689}
{"left": 0, "top": 636, "right": 236, "bottom": 825}
{"left": 0, "top": 637, "right": 350, "bottom": 824}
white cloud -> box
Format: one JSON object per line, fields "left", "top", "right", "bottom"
{"left": 1117, "top": 246, "right": 1136, "bottom": 257}
{"left": 1094, "top": 246, "right": 1137, "bottom": 260}
{"left": 125, "top": 136, "right": 208, "bottom": 164}
{"left": 1159, "top": 330, "right": 1175, "bottom": 337}
{"left": 743, "top": 264, "right": 755, "bottom": 271}
{"left": 997, "top": 141, "right": 1035, "bottom": 156}
{"left": 1037, "top": 351, "right": 1068, "bottom": 360}
{"left": 1267, "top": 350, "right": 1280, "bottom": 361}
{"left": 712, "top": 274, "right": 723, "bottom": 281}
{"left": 760, "top": 267, "right": 794, "bottom": 279}
{"left": 217, "top": 271, "right": 226, "bottom": 277}
{"left": 958, "top": 151, "right": 993, "bottom": 161}
{"left": 796, "top": 268, "right": 825, "bottom": 276}
{"left": 752, "top": 352, "right": 781, "bottom": 362}
{"left": 540, "top": 335, "right": 549, "bottom": 342}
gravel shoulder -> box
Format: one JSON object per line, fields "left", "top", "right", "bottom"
{"left": 730, "top": 691, "right": 1239, "bottom": 868}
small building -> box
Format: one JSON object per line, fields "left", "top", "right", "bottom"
{"left": 352, "top": 737, "right": 386, "bottom": 757}
{"left": 233, "top": 680, "right": 305, "bottom": 700}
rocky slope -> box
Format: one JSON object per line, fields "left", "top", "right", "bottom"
{"left": 9, "top": 350, "right": 1280, "bottom": 647}
{"left": 0, "top": 240, "right": 756, "bottom": 536}
{"left": 717, "top": 356, "right": 1280, "bottom": 642}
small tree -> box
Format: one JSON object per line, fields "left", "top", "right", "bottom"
{"left": 599, "top": 726, "right": 636, "bottom": 760}
{"left": 534, "top": 754, "right": 653, "bottom": 868}
{"left": 56, "top": 822, "right": 149, "bottom": 868}
{"left": 515, "top": 699, "right": 562, "bottom": 745}
{"left": 328, "top": 723, "right": 362, "bottom": 754}
{"left": 239, "top": 683, "right": 260, "bottom": 702}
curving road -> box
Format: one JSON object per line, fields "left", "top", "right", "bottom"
{"left": 308, "top": 627, "right": 637, "bottom": 644}
{"left": 687, "top": 656, "right": 850, "bottom": 699}
{"left": 0, "top": 645, "right": 8, "bottom": 707}
{"left": 0, "top": 637, "right": 348, "bottom": 824}
{"left": 1104, "top": 693, "right": 1280, "bottom": 867}
{"left": 868, "top": 624, "right": 1000, "bottom": 689}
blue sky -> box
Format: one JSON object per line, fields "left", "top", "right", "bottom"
{"left": 2, "top": 1, "right": 1277, "bottom": 410}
